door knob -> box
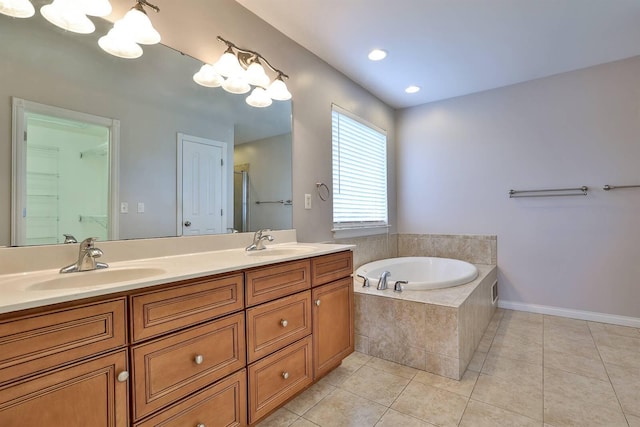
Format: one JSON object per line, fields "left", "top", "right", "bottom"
{"left": 184, "top": 221, "right": 191, "bottom": 227}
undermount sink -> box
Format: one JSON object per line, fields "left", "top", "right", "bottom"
{"left": 245, "top": 245, "right": 317, "bottom": 257}
{"left": 27, "top": 267, "right": 167, "bottom": 291}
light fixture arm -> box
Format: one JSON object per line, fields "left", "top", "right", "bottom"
{"left": 217, "top": 36, "right": 288, "bottom": 79}
{"left": 137, "top": 0, "right": 159, "bottom": 13}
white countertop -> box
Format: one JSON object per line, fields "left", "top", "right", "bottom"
{"left": 0, "top": 242, "right": 353, "bottom": 314}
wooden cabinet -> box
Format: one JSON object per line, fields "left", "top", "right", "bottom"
{"left": 0, "top": 350, "right": 129, "bottom": 427}
{"left": 0, "top": 249, "right": 354, "bottom": 426}
{"left": 312, "top": 277, "right": 355, "bottom": 379}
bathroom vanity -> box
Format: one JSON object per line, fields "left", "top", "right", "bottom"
{"left": 0, "top": 243, "right": 353, "bottom": 426}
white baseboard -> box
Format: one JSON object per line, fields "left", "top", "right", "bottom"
{"left": 498, "top": 300, "right": 640, "bottom": 328}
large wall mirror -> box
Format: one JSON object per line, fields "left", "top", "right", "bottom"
{"left": 0, "top": 5, "right": 292, "bottom": 247}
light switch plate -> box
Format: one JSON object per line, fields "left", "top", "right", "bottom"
{"left": 137, "top": 202, "right": 145, "bottom": 213}
{"left": 304, "top": 194, "right": 312, "bottom": 209}
{"left": 120, "top": 202, "right": 128, "bottom": 214}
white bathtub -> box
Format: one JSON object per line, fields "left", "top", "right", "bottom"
{"left": 355, "top": 257, "right": 478, "bottom": 290}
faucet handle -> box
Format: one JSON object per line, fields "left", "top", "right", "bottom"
{"left": 63, "top": 234, "right": 77, "bottom": 244}
{"left": 357, "top": 274, "right": 370, "bottom": 288}
{"left": 394, "top": 280, "right": 408, "bottom": 293}
{"left": 80, "top": 237, "right": 99, "bottom": 249}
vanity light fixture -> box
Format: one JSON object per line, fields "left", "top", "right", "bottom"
{"left": 40, "top": 0, "right": 97, "bottom": 34}
{"left": 193, "top": 36, "right": 291, "bottom": 108}
{"left": 99, "top": 0, "right": 160, "bottom": 59}
{"left": 405, "top": 85, "right": 421, "bottom": 94}
{"left": 0, "top": 0, "right": 35, "bottom": 18}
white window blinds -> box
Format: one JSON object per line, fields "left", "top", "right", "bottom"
{"left": 332, "top": 106, "right": 388, "bottom": 230}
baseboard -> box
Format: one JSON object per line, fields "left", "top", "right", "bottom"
{"left": 498, "top": 300, "right": 640, "bottom": 328}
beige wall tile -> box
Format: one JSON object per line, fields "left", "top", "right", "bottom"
{"left": 425, "top": 305, "right": 459, "bottom": 357}
{"left": 355, "top": 334, "right": 369, "bottom": 354}
{"left": 425, "top": 352, "right": 461, "bottom": 380}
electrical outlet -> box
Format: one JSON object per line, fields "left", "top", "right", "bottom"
{"left": 137, "top": 202, "right": 145, "bottom": 213}
{"left": 120, "top": 202, "right": 128, "bottom": 214}
{"left": 304, "top": 194, "right": 312, "bottom": 209}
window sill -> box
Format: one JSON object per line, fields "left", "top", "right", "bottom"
{"left": 331, "top": 225, "right": 390, "bottom": 239}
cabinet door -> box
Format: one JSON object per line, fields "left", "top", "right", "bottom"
{"left": 0, "top": 350, "right": 128, "bottom": 427}
{"left": 312, "top": 278, "right": 354, "bottom": 379}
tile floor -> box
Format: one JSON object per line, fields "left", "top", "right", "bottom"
{"left": 256, "top": 309, "right": 640, "bottom": 427}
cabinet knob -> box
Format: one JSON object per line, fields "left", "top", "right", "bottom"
{"left": 280, "top": 319, "right": 288, "bottom": 327}
{"left": 282, "top": 371, "right": 289, "bottom": 380}
{"left": 117, "top": 371, "right": 129, "bottom": 382}
{"left": 315, "top": 299, "right": 321, "bottom": 306}
{"left": 196, "top": 424, "right": 205, "bottom": 427}
{"left": 194, "top": 354, "right": 204, "bottom": 365}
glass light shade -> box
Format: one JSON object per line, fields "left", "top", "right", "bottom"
{"left": 246, "top": 87, "right": 272, "bottom": 108}
{"left": 98, "top": 28, "right": 143, "bottom": 59}
{"left": 213, "top": 51, "right": 244, "bottom": 78}
{"left": 0, "top": 0, "right": 35, "bottom": 18}
{"left": 193, "top": 64, "right": 224, "bottom": 88}
{"left": 41, "top": 0, "right": 95, "bottom": 34}
{"left": 83, "top": 0, "right": 111, "bottom": 17}
{"left": 114, "top": 7, "right": 160, "bottom": 45}
{"left": 266, "top": 77, "right": 292, "bottom": 101}
{"left": 222, "top": 75, "right": 250, "bottom": 94}
{"left": 245, "top": 62, "right": 270, "bottom": 88}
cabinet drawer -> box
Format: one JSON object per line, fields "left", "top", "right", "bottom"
{"left": 0, "top": 350, "right": 128, "bottom": 427}
{"left": 246, "top": 290, "right": 311, "bottom": 363}
{"left": 135, "top": 369, "right": 247, "bottom": 427}
{"left": 248, "top": 336, "right": 313, "bottom": 424}
{"left": 130, "top": 273, "right": 243, "bottom": 342}
{"left": 0, "top": 298, "right": 127, "bottom": 385}
{"left": 311, "top": 251, "right": 353, "bottom": 286}
{"left": 245, "top": 259, "right": 310, "bottom": 306}
{"left": 131, "top": 312, "right": 246, "bottom": 421}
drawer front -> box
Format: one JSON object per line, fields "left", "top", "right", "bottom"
{"left": 248, "top": 336, "right": 313, "bottom": 424}
{"left": 246, "top": 290, "right": 311, "bottom": 363}
{"left": 132, "top": 312, "right": 246, "bottom": 421}
{"left": 134, "top": 369, "right": 247, "bottom": 427}
{"left": 0, "top": 350, "right": 129, "bottom": 427}
{"left": 131, "top": 273, "right": 244, "bottom": 342}
{"left": 311, "top": 251, "right": 353, "bottom": 287}
{"left": 245, "top": 259, "right": 311, "bottom": 307}
{"left": 0, "top": 298, "right": 127, "bottom": 385}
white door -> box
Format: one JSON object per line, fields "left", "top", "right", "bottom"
{"left": 179, "top": 134, "right": 228, "bottom": 236}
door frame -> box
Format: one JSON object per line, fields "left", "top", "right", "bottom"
{"left": 176, "top": 133, "right": 229, "bottom": 236}
{"left": 11, "top": 97, "right": 120, "bottom": 246}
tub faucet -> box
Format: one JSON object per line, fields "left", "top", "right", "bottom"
{"left": 246, "top": 229, "right": 274, "bottom": 251}
{"left": 60, "top": 237, "right": 109, "bottom": 273}
{"left": 394, "top": 280, "right": 408, "bottom": 293}
{"left": 63, "top": 234, "right": 77, "bottom": 244}
{"left": 357, "top": 274, "right": 370, "bottom": 288}
{"left": 377, "top": 271, "right": 391, "bottom": 290}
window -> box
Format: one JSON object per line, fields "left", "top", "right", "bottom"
{"left": 332, "top": 105, "right": 388, "bottom": 237}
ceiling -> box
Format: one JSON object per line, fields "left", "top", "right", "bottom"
{"left": 235, "top": 0, "right": 640, "bottom": 109}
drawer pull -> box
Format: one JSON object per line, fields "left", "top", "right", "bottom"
{"left": 314, "top": 299, "right": 321, "bottom": 306}
{"left": 280, "top": 319, "right": 288, "bottom": 327}
{"left": 282, "top": 371, "right": 289, "bottom": 380}
{"left": 194, "top": 354, "right": 204, "bottom": 365}
{"left": 117, "top": 371, "right": 129, "bottom": 382}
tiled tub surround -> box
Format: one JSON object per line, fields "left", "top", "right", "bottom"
{"left": 397, "top": 234, "right": 497, "bottom": 265}
{"left": 355, "top": 264, "right": 497, "bottom": 380}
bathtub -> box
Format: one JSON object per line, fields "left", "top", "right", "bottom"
{"left": 355, "top": 257, "right": 478, "bottom": 290}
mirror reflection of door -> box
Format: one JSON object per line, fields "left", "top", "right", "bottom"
{"left": 11, "top": 98, "right": 119, "bottom": 246}
{"left": 178, "top": 134, "right": 228, "bottom": 236}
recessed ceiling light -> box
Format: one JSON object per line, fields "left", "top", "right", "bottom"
{"left": 368, "top": 49, "right": 387, "bottom": 61}
{"left": 405, "top": 85, "right": 420, "bottom": 94}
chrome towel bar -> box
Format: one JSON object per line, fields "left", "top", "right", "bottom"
{"left": 509, "top": 186, "right": 588, "bottom": 198}
{"left": 255, "top": 199, "right": 292, "bottom": 205}
{"left": 602, "top": 184, "right": 640, "bottom": 191}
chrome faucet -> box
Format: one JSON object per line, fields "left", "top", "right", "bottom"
{"left": 377, "top": 271, "right": 391, "bottom": 290}
{"left": 63, "top": 234, "right": 77, "bottom": 244}
{"left": 357, "top": 274, "right": 370, "bottom": 288}
{"left": 245, "top": 229, "right": 274, "bottom": 251}
{"left": 60, "top": 237, "right": 109, "bottom": 273}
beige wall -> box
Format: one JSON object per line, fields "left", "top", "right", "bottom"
{"left": 397, "top": 56, "right": 640, "bottom": 318}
